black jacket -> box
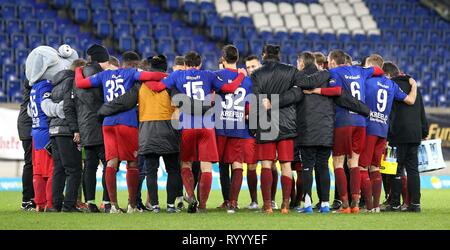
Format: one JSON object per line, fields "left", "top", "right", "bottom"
{"left": 48, "top": 70, "right": 76, "bottom": 137}
{"left": 388, "top": 75, "right": 429, "bottom": 144}
{"left": 279, "top": 64, "right": 370, "bottom": 147}
{"left": 250, "top": 60, "right": 330, "bottom": 143}
{"left": 17, "top": 79, "right": 32, "bottom": 140}
{"left": 71, "top": 63, "right": 105, "bottom": 147}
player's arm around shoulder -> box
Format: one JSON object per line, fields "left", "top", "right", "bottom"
{"left": 403, "top": 77, "right": 417, "bottom": 105}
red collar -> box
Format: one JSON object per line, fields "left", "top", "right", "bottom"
{"left": 225, "top": 68, "right": 238, "bottom": 72}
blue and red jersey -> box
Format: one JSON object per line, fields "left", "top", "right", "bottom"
{"left": 30, "top": 79, "right": 52, "bottom": 150}
{"left": 329, "top": 66, "right": 375, "bottom": 128}
{"left": 162, "top": 68, "right": 227, "bottom": 129}
{"left": 88, "top": 68, "right": 141, "bottom": 127}
{"left": 365, "top": 76, "right": 407, "bottom": 138}
{"left": 214, "top": 68, "right": 253, "bottom": 139}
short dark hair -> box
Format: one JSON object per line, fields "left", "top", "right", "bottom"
{"left": 329, "top": 50, "right": 347, "bottom": 65}
{"left": 245, "top": 55, "right": 259, "bottom": 62}
{"left": 382, "top": 61, "right": 400, "bottom": 78}
{"left": 122, "top": 51, "right": 141, "bottom": 62}
{"left": 262, "top": 44, "right": 280, "bottom": 61}
{"left": 174, "top": 56, "right": 185, "bottom": 66}
{"left": 184, "top": 51, "right": 202, "bottom": 67}
{"left": 222, "top": 45, "right": 239, "bottom": 64}
{"left": 298, "top": 51, "right": 316, "bottom": 66}
{"left": 149, "top": 54, "right": 168, "bottom": 72}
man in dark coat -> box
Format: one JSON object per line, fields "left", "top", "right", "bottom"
{"left": 385, "top": 62, "right": 429, "bottom": 212}
{"left": 250, "top": 44, "right": 331, "bottom": 213}
{"left": 68, "top": 61, "right": 110, "bottom": 213}
{"left": 17, "top": 79, "right": 35, "bottom": 210}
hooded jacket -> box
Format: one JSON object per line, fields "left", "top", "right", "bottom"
{"left": 48, "top": 69, "right": 76, "bottom": 137}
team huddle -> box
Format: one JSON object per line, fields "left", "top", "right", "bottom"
{"left": 21, "top": 42, "right": 427, "bottom": 214}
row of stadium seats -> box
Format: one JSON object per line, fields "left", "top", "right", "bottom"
{"left": 49, "top": 0, "right": 222, "bottom": 66}
{"left": 0, "top": 0, "right": 108, "bottom": 102}
{"left": 159, "top": 0, "right": 450, "bottom": 107}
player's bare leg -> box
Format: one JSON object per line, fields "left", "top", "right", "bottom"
{"left": 198, "top": 161, "right": 213, "bottom": 213}
{"left": 280, "top": 161, "right": 292, "bottom": 214}
{"left": 105, "top": 158, "right": 120, "bottom": 213}
{"left": 348, "top": 152, "right": 361, "bottom": 213}
{"left": 261, "top": 160, "right": 273, "bottom": 213}
{"left": 180, "top": 161, "right": 197, "bottom": 213}
{"left": 126, "top": 161, "right": 140, "bottom": 213}
{"left": 228, "top": 162, "right": 243, "bottom": 213}
{"left": 333, "top": 155, "right": 350, "bottom": 213}
{"left": 246, "top": 163, "right": 259, "bottom": 209}
{"left": 369, "top": 165, "right": 382, "bottom": 212}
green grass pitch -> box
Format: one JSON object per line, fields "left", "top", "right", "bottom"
{"left": 1, "top": 190, "right": 450, "bottom": 230}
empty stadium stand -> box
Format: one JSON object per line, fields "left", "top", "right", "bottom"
{"left": 0, "top": 0, "right": 449, "bottom": 107}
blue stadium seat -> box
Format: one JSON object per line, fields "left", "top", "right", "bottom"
{"left": 28, "top": 34, "right": 44, "bottom": 48}
{"left": 6, "top": 19, "right": 21, "bottom": 33}
{"left": 1, "top": 4, "right": 17, "bottom": 20}
{"left": 24, "top": 19, "right": 39, "bottom": 34}
{"left": 176, "top": 38, "right": 193, "bottom": 55}
{"left": 2, "top": 64, "right": 17, "bottom": 82}
{"left": 92, "top": 7, "right": 110, "bottom": 24}
{"left": 0, "top": 49, "right": 13, "bottom": 65}
{"left": 41, "top": 19, "right": 57, "bottom": 33}
{"left": 15, "top": 48, "right": 28, "bottom": 65}
{"left": 97, "top": 21, "right": 112, "bottom": 38}
{"left": 112, "top": 8, "right": 130, "bottom": 24}
{"left": 250, "top": 39, "right": 264, "bottom": 54}
{"left": 156, "top": 37, "right": 174, "bottom": 54}
{"left": 164, "top": 0, "right": 180, "bottom": 11}
{"left": 138, "top": 38, "right": 155, "bottom": 54}
{"left": 226, "top": 25, "right": 242, "bottom": 41}
{"left": 90, "top": 0, "right": 107, "bottom": 9}
{"left": 188, "top": 10, "right": 203, "bottom": 26}
{"left": 62, "top": 35, "right": 77, "bottom": 47}
{"left": 18, "top": 4, "right": 35, "bottom": 19}
{"left": 184, "top": 2, "right": 197, "bottom": 12}
{"left": 232, "top": 38, "right": 248, "bottom": 56}
{"left": 45, "top": 34, "right": 61, "bottom": 48}
{"left": 74, "top": 6, "right": 90, "bottom": 23}
{"left": 132, "top": 9, "right": 149, "bottom": 24}
{"left": 199, "top": 1, "right": 215, "bottom": 12}
{"left": 51, "top": 0, "right": 70, "bottom": 8}
{"left": 154, "top": 23, "right": 172, "bottom": 37}
{"left": 11, "top": 33, "right": 26, "bottom": 49}
{"left": 210, "top": 24, "right": 225, "bottom": 41}
{"left": 134, "top": 22, "right": 151, "bottom": 38}
{"left": 114, "top": 22, "right": 133, "bottom": 39}
{"left": 119, "top": 37, "right": 135, "bottom": 51}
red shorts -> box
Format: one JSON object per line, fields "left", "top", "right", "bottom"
{"left": 359, "top": 135, "right": 387, "bottom": 168}
{"left": 257, "top": 139, "right": 294, "bottom": 162}
{"left": 181, "top": 128, "right": 219, "bottom": 162}
{"left": 103, "top": 125, "right": 138, "bottom": 161}
{"left": 217, "top": 136, "right": 257, "bottom": 164}
{"left": 333, "top": 126, "right": 366, "bottom": 156}
{"left": 32, "top": 142, "right": 53, "bottom": 177}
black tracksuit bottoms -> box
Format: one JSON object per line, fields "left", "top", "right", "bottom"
{"left": 300, "top": 146, "right": 331, "bottom": 203}
{"left": 83, "top": 145, "right": 110, "bottom": 203}
{"left": 51, "top": 136, "right": 82, "bottom": 209}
